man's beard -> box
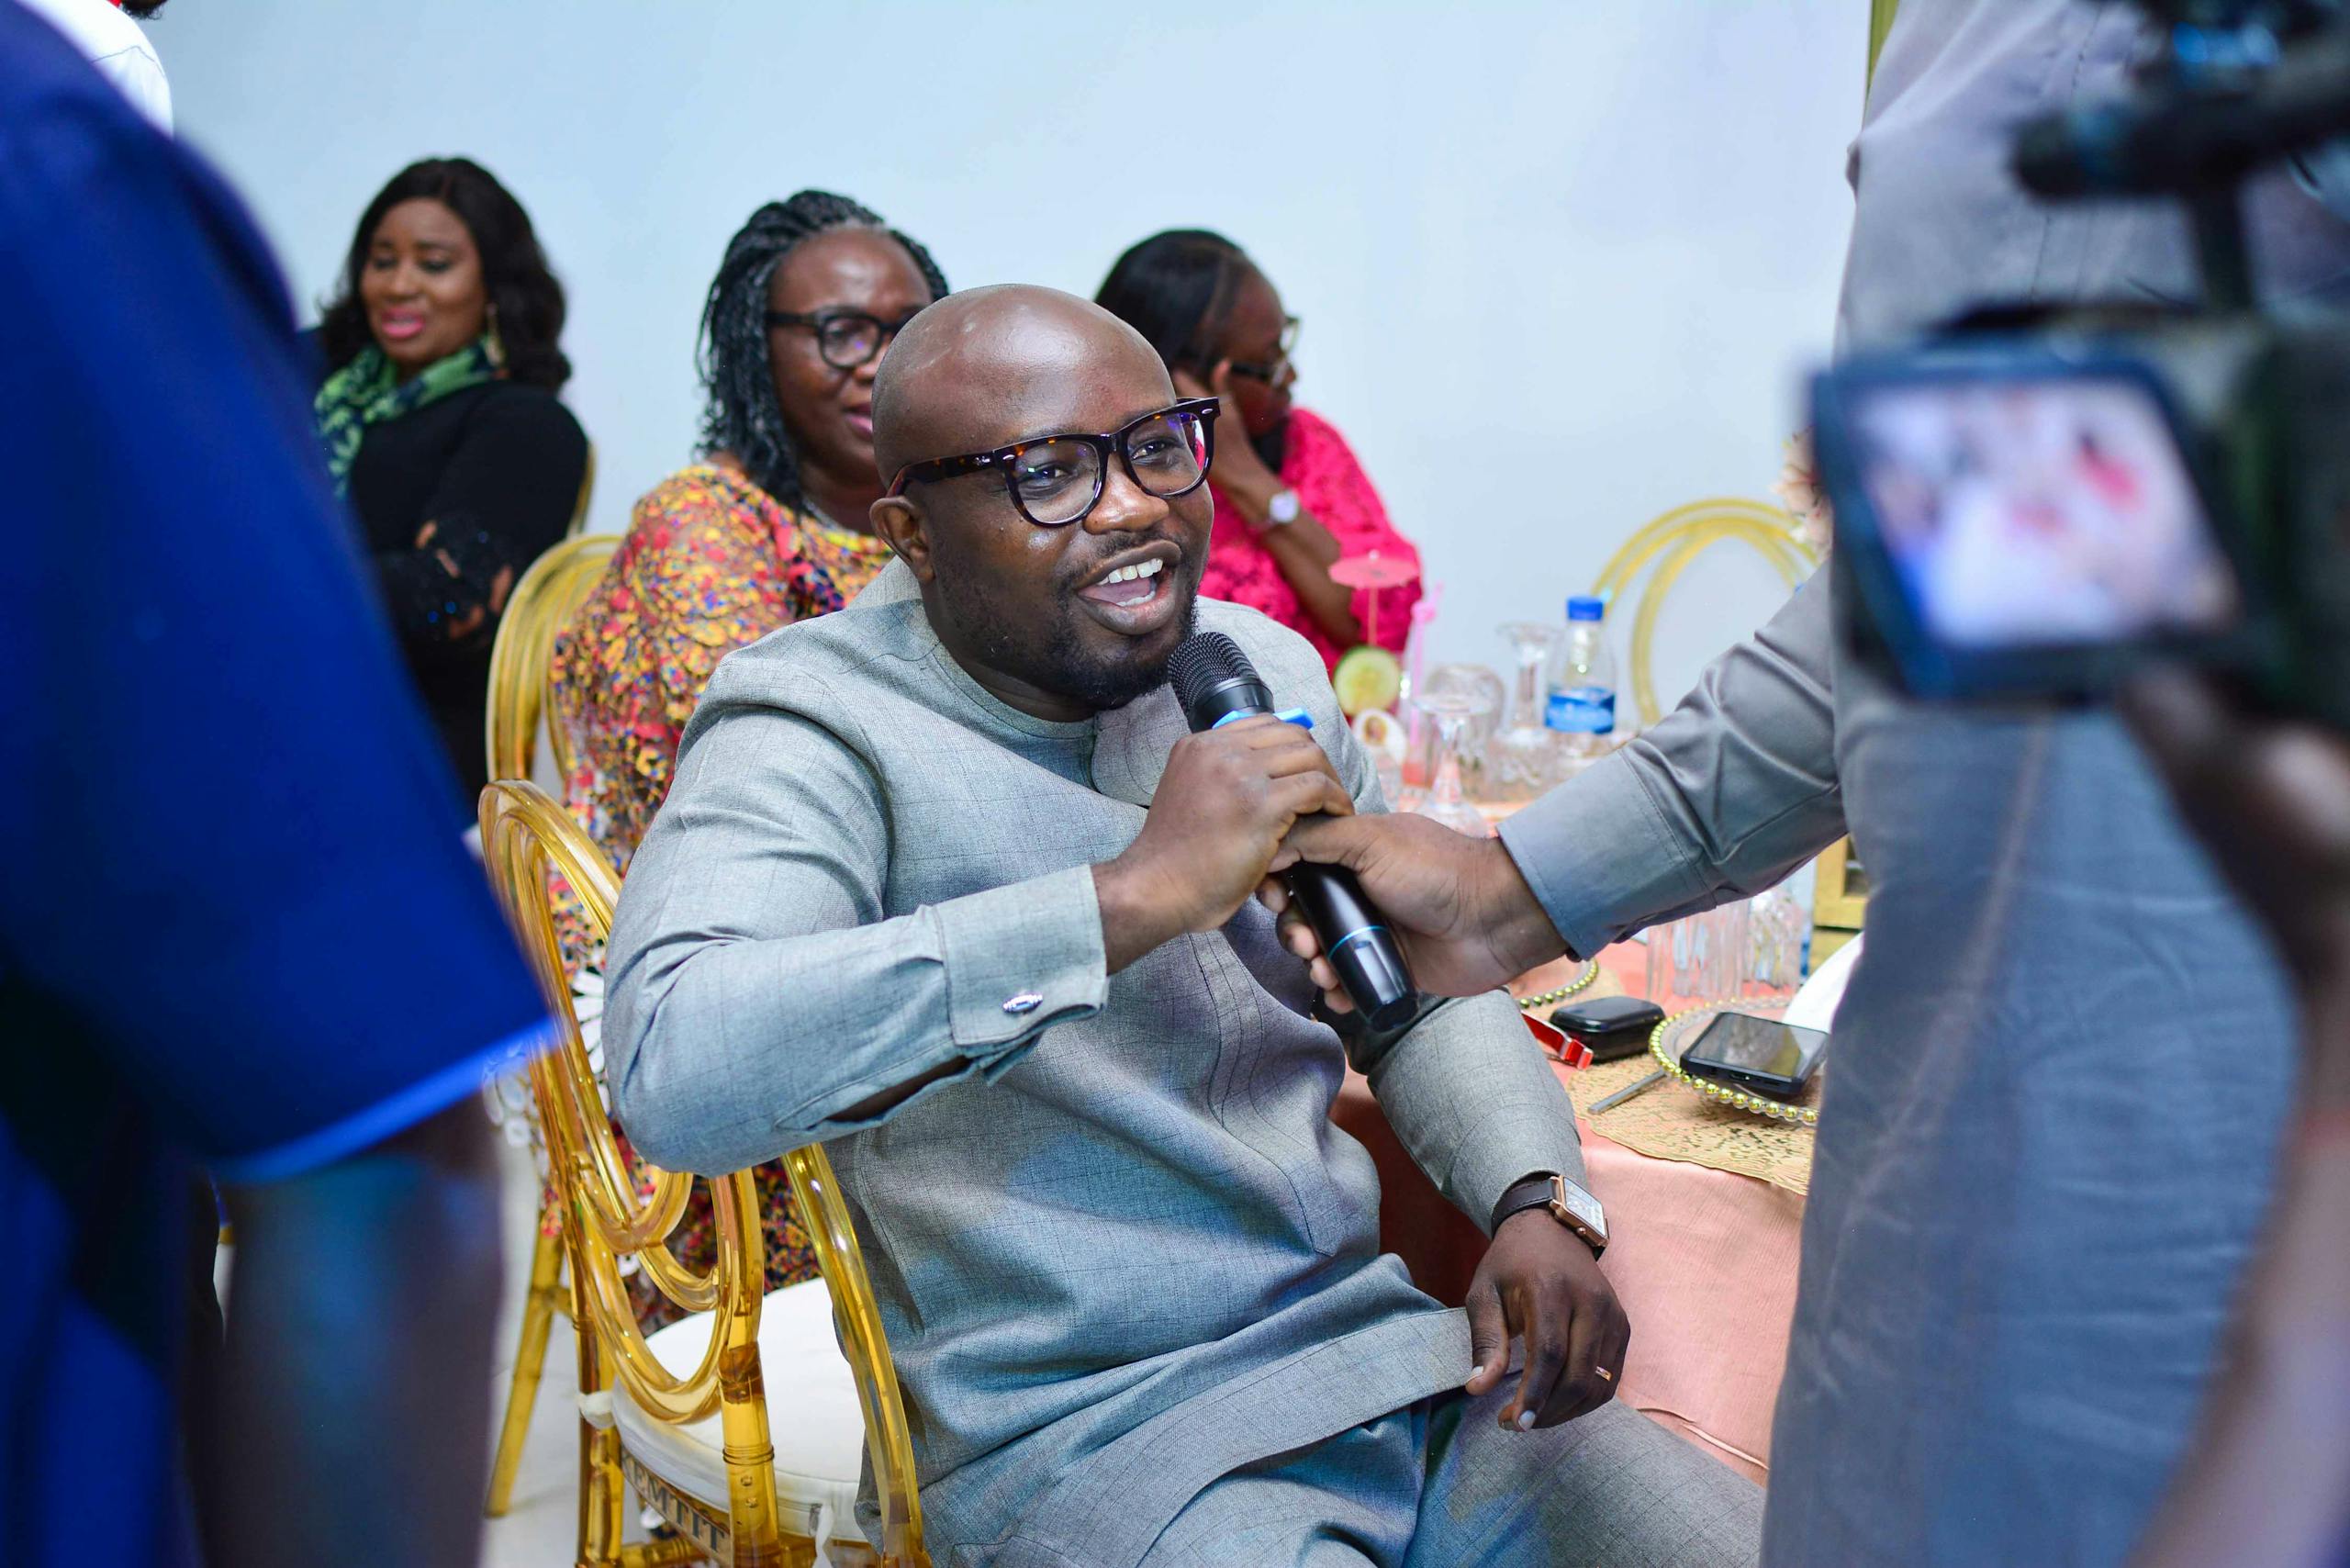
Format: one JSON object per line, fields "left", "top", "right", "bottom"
{"left": 943, "top": 578, "right": 1199, "bottom": 713}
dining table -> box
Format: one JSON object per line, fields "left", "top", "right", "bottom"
{"left": 1328, "top": 941, "right": 1814, "bottom": 1484}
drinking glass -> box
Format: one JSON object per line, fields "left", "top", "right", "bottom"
{"left": 1409, "top": 663, "right": 1504, "bottom": 799}
{"left": 1487, "top": 622, "right": 1568, "bottom": 802}
{"left": 1643, "top": 899, "right": 1755, "bottom": 1006}
{"left": 1409, "top": 689, "right": 1496, "bottom": 838}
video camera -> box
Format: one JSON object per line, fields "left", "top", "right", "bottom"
{"left": 1811, "top": 0, "right": 2350, "bottom": 727}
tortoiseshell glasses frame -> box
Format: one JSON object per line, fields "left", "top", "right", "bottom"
{"left": 885, "top": 397, "right": 1221, "bottom": 528}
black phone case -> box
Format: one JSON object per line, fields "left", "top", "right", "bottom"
{"left": 1549, "top": 998, "right": 1665, "bottom": 1063}
{"left": 1678, "top": 1015, "right": 1827, "bottom": 1101}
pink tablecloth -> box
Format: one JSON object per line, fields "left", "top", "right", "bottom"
{"left": 1328, "top": 946, "right": 1805, "bottom": 1484}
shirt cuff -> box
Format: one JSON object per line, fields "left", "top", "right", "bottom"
{"left": 210, "top": 1015, "right": 556, "bottom": 1185}
{"left": 1496, "top": 756, "right": 1708, "bottom": 963}
{"left": 934, "top": 864, "right": 1108, "bottom": 1062}
{"left": 1453, "top": 1103, "right": 1588, "bottom": 1239}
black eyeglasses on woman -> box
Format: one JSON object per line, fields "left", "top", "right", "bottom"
{"left": 886, "top": 398, "right": 1220, "bottom": 528}
{"left": 765, "top": 307, "right": 926, "bottom": 371}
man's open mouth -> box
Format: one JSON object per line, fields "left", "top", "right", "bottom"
{"left": 1074, "top": 546, "right": 1183, "bottom": 636}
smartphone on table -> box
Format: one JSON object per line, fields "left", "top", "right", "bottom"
{"left": 1679, "top": 1010, "right": 1830, "bottom": 1103}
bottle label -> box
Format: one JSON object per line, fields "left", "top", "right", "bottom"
{"left": 1546, "top": 687, "right": 1616, "bottom": 734}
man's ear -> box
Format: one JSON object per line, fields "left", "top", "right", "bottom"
{"left": 870, "top": 495, "right": 936, "bottom": 585}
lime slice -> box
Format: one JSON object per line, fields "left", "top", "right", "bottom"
{"left": 1332, "top": 645, "right": 1403, "bottom": 718}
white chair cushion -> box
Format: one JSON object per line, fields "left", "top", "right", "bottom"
{"left": 608, "top": 1278, "right": 868, "bottom": 1544}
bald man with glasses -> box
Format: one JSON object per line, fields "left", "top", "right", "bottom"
{"left": 601, "top": 286, "right": 1760, "bottom": 1567}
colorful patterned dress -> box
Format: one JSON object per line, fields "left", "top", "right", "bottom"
{"left": 549, "top": 462, "right": 891, "bottom": 1324}
{"left": 1197, "top": 406, "right": 1421, "bottom": 673}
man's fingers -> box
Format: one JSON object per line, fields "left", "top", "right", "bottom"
{"left": 1275, "top": 905, "right": 1350, "bottom": 1008}
{"left": 1503, "top": 1286, "right": 1568, "bottom": 1431}
{"left": 1278, "top": 911, "right": 1321, "bottom": 960}
{"left": 1463, "top": 1280, "right": 1510, "bottom": 1396}
{"left": 1281, "top": 812, "right": 1381, "bottom": 872}
{"left": 1267, "top": 771, "right": 1356, "bottom": 827}
{"left": 1542, "top": 1293, "right": 1619, "bottom": 1425}
{"left": 1238, "top": 722, "right": 1344, "bottom": 775}
{"left": 1255, "top": 876, "right": 1290, "bottom": 915}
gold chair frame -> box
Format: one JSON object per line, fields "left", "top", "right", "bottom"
{"left": 1589, "top": 499, "right": 1859, "bottom": 964}
{"left": 485, "top": 532, "right": 621, "bottom": 788}
{"left": 484, "top": 531, "right": 621, "bottom": 1517}
{"left": 571, "top": 442, "right": 600, "bottom": 537}
{"left": 1589, "top": 497, "right": 1818, "bottom": 730}
{"left": 1810, "top": 837, "right": 1869, "bottom": 965}
{"left": 480, "top": 780, "right": 928, "bottom": 1566}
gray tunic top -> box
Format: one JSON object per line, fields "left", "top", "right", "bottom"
{"left": 1501, "top": 5, "right": 2347, "bottom": 1562}
{"left": 603, "top": 563, "right": 1583, "bottom": 1566}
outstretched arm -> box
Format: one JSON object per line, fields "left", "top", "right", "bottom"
{"left": 1272, "top": 571, "right": 1844, "bottom": 1003}
{"left": 207, "top": 1104, "right": 502, "bottom": 1568}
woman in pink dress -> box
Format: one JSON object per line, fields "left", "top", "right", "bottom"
{"left": 1096, "top": 230, "right": 1420, "bottom": 673}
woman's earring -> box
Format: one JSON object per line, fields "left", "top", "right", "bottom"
{"left": 486, "top": 303, "right": 508, "bottom": 370}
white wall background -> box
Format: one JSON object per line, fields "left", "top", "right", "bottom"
{"left": 160, "top": 1, "right": 1863, "bottom": 696}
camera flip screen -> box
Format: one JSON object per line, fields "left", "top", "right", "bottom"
{"left": 1842, "top": 374, "right": 2241, "bottom": 650}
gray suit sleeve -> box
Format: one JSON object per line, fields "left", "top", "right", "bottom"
{"left": 1305, "top": 657, "right": 1584, "bottom": 1234}
{"left": 602, "top": 685, "right": 1106, "bottom": 1175}
{"left": 1496, "top": 573, "right": 1845, "bottom": 959}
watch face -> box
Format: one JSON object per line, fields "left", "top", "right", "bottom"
{"left": 1552, "top": 1179, "right": 1606, "bottom": 1238}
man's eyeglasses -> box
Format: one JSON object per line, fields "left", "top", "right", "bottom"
{"left": 886, "top": 398, "right": 1220, "bottom": 528}
{"left": 1227, "top": 316, "right": 1302, "bottom": 382}
{"left": 765, "top": 308, "right": 925, "bottom": 371}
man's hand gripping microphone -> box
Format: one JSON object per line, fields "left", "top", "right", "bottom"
{"left": 1168, "top": 632, "right": 1421, "bottom": 1029}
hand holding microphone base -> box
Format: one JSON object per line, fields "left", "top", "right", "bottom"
{"left": 1168, "top": 632, "right": 1423, "bottom": 1029}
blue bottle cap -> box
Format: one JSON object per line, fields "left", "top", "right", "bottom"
{"left": 1567, "top": 595, "right": 1606, "bottom": 622}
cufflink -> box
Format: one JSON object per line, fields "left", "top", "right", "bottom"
{"left": 1002, "top": 992, "right": 1044, "bottom": 1015}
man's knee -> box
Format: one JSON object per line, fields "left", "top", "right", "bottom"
{"left": 1416, "top": 1397, "right": 1762, "bottom": 1568}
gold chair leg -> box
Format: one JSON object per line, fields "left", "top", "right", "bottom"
{"left": 617, "top": 1540, "right": 710, "bottom": 1567}
{"left": 487, "top": 1215, "right": 567, "bottom": 1517}
{"left": 569, "top": 1236, "right": 629, "bottom": 1568}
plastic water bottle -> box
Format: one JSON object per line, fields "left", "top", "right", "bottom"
{"left": 1544, "top": 596, "right": 1617, "bottom": 758}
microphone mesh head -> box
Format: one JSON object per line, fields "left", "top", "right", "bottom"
{"left": 1168, "top": 631, "right": 1255, "bottom": 714}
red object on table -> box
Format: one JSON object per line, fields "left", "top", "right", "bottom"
{"left": 1521, "top": 1012, "right": 1590, "bottom": 1070}
{"left": 1327, "top": 943, "right": 1804, "bottom": 1483}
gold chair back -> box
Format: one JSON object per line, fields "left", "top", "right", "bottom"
{"left": 485, "top": 532, "right": 621, "bottom": 788}
{"left": 477, "top": 779, "right": 927, "bottom": 1566}
{"left": 1589, "top": 497, "right": 1818, "bottom": 729}
{"left": 1810, "top": 836, "right": 1868, "bottom": 963}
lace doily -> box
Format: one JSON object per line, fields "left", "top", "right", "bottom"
{"left": 1573, "top": 1004, "right": 1819, "bottom": 1196}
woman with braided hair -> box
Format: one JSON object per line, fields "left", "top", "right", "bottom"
{"left": 549, "top": 191, "right": 945, "bottom": 1320}
{"left": 554, "top": 190, "right": 946, "bottom": 878}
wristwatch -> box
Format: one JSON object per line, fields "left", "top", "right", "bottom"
{"left": 1263, "top": 488, "right": 1302, "bottom": 528}
{"left": 1492, "top": 1172, "right": 1608, "bottom": 1258}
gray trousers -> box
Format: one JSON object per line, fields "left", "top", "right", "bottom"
{"left": 1138, "top": 1386, "right": 1762, "bottom": 1567}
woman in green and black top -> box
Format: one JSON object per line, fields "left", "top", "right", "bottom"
{"left": 313, "top": 157, "right": 587, "bottom": 810}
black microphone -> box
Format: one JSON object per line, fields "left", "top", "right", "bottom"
{"left": 1167, "top": 631, "right": 1420, "bottom": 1030}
